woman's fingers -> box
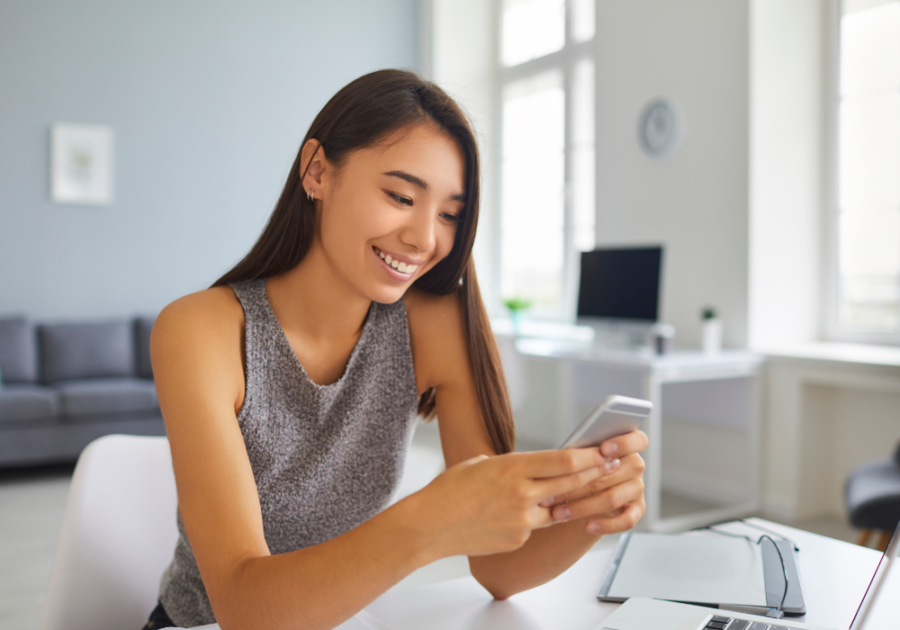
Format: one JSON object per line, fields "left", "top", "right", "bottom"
{"left": 531, "top": 465, "right": 605, "bottom": 503}
{"left": 550, "top": 475, "right": 645, "bottom": 522}
{"left": 599, "top": 429, "right": 648, "bottom": 460}
{"left": 517, "top": 447, "right": 605, "bottom": 478}
{"left": 541, "top": 453, "right": 645, "bottom": 506}
{"left": 585, "top": 501, "right": 646, "bottom": 535}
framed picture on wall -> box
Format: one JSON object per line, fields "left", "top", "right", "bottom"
{"left": 50, "top": 123, "right": 114, "bottom": 206}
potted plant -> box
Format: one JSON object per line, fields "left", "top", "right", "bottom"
{"left": 503, "top": 296, "right": 533, "bottom": 334}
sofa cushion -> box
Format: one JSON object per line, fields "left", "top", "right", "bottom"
{"left": 135, "top": 316, "right": 155, "bottom": 380}
{"left": 0, "top": 316, "right": 39, "bottom": 383}
{"left": 57, "top": 378, "right": 158, "bottom": 417}
{"left": 40, "top": 320, "right": 135, "bottom": 384}
{"left": 0, "top": 384, "right": 60, "bottom": 422}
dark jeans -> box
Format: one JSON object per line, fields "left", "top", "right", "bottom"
{"left": 141, "top": 601, "right": 176, "bottom": 630}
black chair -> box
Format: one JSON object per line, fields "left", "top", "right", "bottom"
{"left": 845, "top": 440, "right": 900, "bottom": 552}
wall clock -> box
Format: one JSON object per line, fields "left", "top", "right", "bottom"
{"left": 637, "top": 99, "right": 681, "bottom": 158}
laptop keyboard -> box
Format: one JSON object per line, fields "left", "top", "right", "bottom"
{"left": 703, "top": 615, "right": 794, "bottom": 630}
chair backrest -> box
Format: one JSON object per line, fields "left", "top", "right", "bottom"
{"left": 41, "top": 434, "right": 178, "bottom": 630}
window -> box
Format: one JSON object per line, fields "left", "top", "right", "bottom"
{"left": 497, "top": 0, "right": 595, "bottom": 318}
{"left": 832, "top": 0, "right": 900, "bottom": 339}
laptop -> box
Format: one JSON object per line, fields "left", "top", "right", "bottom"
{"left": 594, "top": 519, "right": 900, "bottom": 630}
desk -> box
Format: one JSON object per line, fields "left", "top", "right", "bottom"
{"left": 368, "top": 519, "right": 898, "bottom": 630}
{"left": 761, "top": 344, "right": 900, "bottom": 522}
{"left": 499, "top": 334, "right": 763, "bottom": 532}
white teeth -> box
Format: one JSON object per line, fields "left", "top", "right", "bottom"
{"left": 376, "top": 248, "right": 417, "bottom": 275}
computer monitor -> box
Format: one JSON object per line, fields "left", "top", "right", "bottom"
{"left": 577, "top": 246, "right": 663, "bottom": 324}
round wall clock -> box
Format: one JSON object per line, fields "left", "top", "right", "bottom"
{"left": 637, "top": 99, "right": 681, "bottom": 158}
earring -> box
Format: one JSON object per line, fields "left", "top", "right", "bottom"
{"left": 307, "top": 188, "right": 315, "bottom": 202}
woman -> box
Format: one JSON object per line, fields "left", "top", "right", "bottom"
{"left": 145, "top": 69, "right": 648, "bottom": 630}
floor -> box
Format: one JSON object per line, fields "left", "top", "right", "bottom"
{"left": 0, "top": 424, "right": 866, "bottom": 630}
{"left": 0, "top": 464, "right": 74, "bottom": 630}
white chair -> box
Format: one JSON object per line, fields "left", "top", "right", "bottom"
{"left": 41, "top": 434, "right": 179, "bottom": 630}
{"left": 41, "top": 433, "right": 443, "bottom": 630}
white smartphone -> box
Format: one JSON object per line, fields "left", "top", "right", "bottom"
{"left": 558, "top": 395, "right": 652, "bottom": 449}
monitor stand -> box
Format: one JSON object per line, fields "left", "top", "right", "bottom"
{"left": 578, "top": 318, "right": 654, "bottom": 352}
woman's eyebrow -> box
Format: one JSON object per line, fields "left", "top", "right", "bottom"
{"left": 382, "top": 170, "right": 466, "bottom": 202}
{"left": 384, "top": 170, "right": 427, "bottom": 189}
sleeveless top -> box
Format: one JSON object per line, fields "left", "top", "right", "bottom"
{"left": 158, "top": 278, "right": 420, "bottom": 627}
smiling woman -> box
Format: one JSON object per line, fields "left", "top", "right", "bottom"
{"left": 144, "top": 69, "right": 648, "bottom": 630}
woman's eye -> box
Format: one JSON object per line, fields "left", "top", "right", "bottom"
{"left": 388, "top": 192, "right": 413, "bottom": 206}
{"left": 441, "top": 212, "right": 460, "bottom": 223}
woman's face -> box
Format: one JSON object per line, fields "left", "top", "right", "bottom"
{"left": 307, "top": 123, "right": 466, "bottom": 304}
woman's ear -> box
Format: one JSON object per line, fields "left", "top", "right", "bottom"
{"left": 300, "top": 139, "right": 329, "bottom": 196}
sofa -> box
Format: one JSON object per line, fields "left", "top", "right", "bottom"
{"left": 0, "top": 315, "right": 165, "bottom": 467}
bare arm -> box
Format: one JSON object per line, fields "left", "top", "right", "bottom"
{"left": 154, "top": 289, "right": 604, "bottom": 630}
{"left": 406, "top": 289, "right": 648, "bottom": 599}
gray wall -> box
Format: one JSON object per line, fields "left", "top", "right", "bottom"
{"left": 594, "top": 0, "right": 750, "bottom": 349}
{"left": 0, "top": 0, "right": 420, "bottom": 319}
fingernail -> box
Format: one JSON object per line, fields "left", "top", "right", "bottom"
{"left": 587, "top": 521, "right": 603, "bottom": 534}
{"left": 606, "top": 458, "right": 620, "bottom": 473}
{"left": 539, "top": 496, "right": 557, "bottom": 508}
{"left": 553, "top": 505, "right": 571, "bottom": 521}
{"left": 602, "top": 442, "right": 618, "bottom": 457}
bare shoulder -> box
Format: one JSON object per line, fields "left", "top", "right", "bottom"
{"left": 405, "top": 287, "right": 462, "bottom": 327}
{"left": 404, "top": 288, "right": 468, "bottom": 391}
{"left": 153, "top": 286, "right": 244, "bottom": 350}
{"left": 151, "top": 286, "right": 246, "bottom": 412}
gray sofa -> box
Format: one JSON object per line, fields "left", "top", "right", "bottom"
{"left": 0, "top": 315, "right": 165, "bottom": 467}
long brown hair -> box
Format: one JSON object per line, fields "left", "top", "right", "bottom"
{"left": 212, "top": 69, "right": 514, "bottom": 454}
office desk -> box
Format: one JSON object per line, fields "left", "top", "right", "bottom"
{"left": 500, "top": 335, "right": 763, "bottom": 532}
{"left": 182, "top": 520, "right": 896, "bottom": 630}
{"left": 368, "top": 519, "right": 897, "bottom": 630}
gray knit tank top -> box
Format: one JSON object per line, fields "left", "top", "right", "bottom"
{"left": 158, "top": 278, "right": 420, "bottom": 627}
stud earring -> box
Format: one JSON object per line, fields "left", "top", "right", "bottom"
{"left": 307, "top": 188, "right": 315, "bottom": 202}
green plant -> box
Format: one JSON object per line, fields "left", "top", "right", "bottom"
{"left": 503, "top": 296, "right": 533, "bottom": 313}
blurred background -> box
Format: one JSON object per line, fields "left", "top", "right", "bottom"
{"left": 2, "top": 0, "right": 900, "bottom": 628}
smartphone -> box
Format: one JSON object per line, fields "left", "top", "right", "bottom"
{"left": 558, "top": 395, "right": 652, "bottom": 449}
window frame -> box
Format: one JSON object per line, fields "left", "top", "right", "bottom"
{"left": 824, "top": 0, "right": 900, "bottom": 346}
{"left": 493, "top": 0, "right": 596, "bottom": 321}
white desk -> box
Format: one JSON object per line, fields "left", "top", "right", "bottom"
{"left": 368, "top": 519, "right": 898, "bottom": 630}
{"left": 760, "top": 344, "right": 900, "bottom": 522}
{"left": 185, "top": 520, "right": 896, "bottom": 630}
{"left": 498, "top": 334, "right": 763, "bottom": 533}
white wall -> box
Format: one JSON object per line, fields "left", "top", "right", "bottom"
{"left": 427, "top": 0, "right": 499, "bottom": 307}
{"left": 0, "top": 0, "right": 419, "bottom": 320}
{"left": 594, "top": 0, "right": 750, "bottom": 350}
{"left": 748, "top": 0, "right": 825, "bottom": 349}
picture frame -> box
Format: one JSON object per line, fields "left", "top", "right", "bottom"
{"left": 50, "top": 123, "right": 115, "bottom": 206}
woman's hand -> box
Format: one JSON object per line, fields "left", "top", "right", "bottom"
{"left": 543, "top": 429, "right": 648, "bottom": 535}
{"left": 406, "top": 448, "right": 608, "bottom": 559}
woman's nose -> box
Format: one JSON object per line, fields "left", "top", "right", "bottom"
{"left": 400, "top": 208, "right": 437, "bottom": 253}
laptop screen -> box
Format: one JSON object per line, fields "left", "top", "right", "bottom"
{"left": 849, "top": 519, "right": 900, "bottom": 629}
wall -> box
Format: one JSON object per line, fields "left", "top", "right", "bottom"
{"left": 0, "top": 0, "right": 419, "bottom": 319}
{"left": 748, "top": 0, "right": 825, "bottom": 349}
{"left": 594, "top": 0, "right": 750, "bottom": 350}
{"left": 427, "top": 0, "right": 499, "bottom": 307}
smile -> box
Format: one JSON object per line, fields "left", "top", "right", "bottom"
{"left": 373, "top": 247, "right": 420, "bottom": 276}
